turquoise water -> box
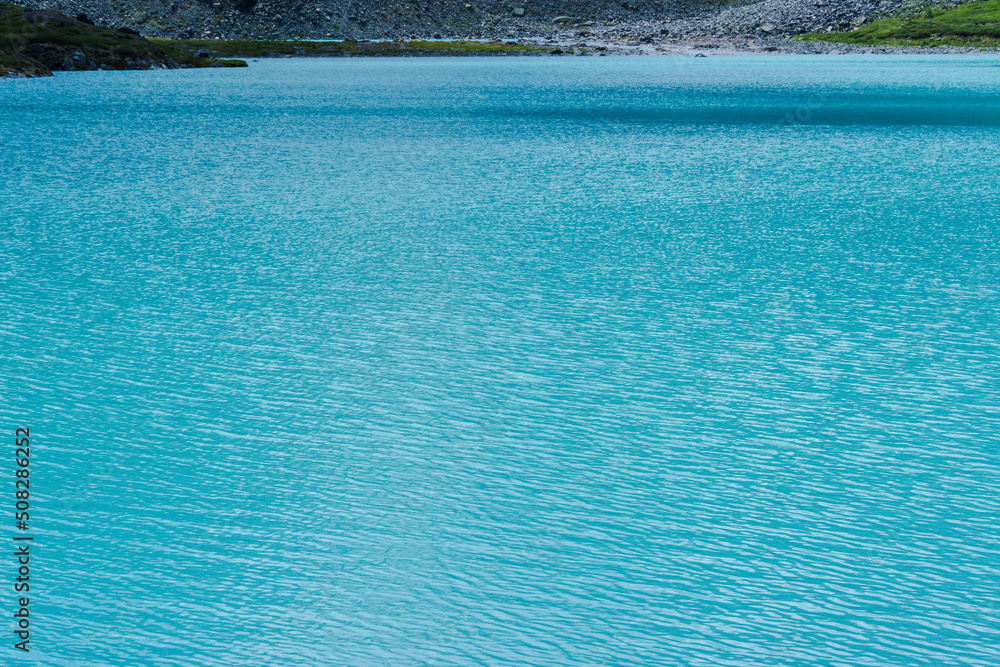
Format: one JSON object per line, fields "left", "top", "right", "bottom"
{"left": 2, "top": 56, "right": 1000, "bottom": 665}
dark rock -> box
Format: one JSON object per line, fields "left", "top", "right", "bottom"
{"left": 76, "top": 12, "right": 94, "bottom": 25}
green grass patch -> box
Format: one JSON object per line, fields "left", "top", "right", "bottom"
{"left": 801, "top": 0, "right": 1000, "bottom": 47}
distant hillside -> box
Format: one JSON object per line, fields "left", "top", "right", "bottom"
{"left": 5, "top": 0, "right": 959, "bottom": 55}
{"left": 5, "top": 0, "right": 743, "bottom": 40}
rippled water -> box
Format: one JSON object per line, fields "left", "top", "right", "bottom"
{"left": 2, "top": 56, "right": 1000, "bottom": 666}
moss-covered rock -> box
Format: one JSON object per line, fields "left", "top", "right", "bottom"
{"left": 0, "top": 2, "right": 247, "bottom": 76}
{"left": 0, "top": 50, "right": 48, "bottom": 76}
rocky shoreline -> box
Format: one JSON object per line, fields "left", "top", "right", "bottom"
{"left": 3, "top": 0, "right": 998, "bottom": 77}
{"left": 523, "top": 34, "right": 992, "bottom": 55}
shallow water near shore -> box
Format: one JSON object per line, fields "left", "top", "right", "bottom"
{"left": 2, "top": 56, "right": 1000, "bottom": 665}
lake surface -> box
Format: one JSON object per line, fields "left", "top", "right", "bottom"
{"left": 2, "top": 56, "right": 999, "bottom": 666}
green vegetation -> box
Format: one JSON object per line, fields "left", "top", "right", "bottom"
{"left": 0, "top": 2, "right": 245, "bottom": 77}
{"left": 802, "top": 0, "right": 1000, "bottom": 47}
{"left": 0, "top": 2, "right": 44, "bottom": 75}
{"left": 152, "top": 37, "right": 548, "bottom": 58}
